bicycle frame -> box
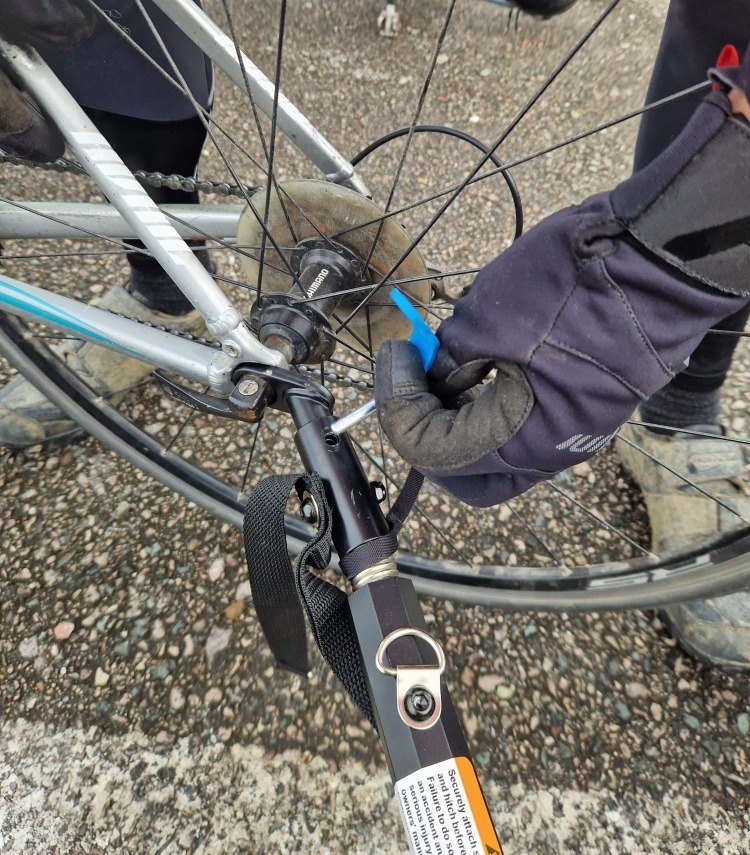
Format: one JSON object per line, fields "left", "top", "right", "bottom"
{"left": 0, "top": 44, "right": 262, "bottom": 378}
{"left": 0, "top": 0, "right": 369, "bottom": 390}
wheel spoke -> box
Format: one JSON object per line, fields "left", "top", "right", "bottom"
{"left": 361, "top": 0, "right": 458, "bottom": 273}
{"left": 546, "top": 479, "right": 655, "bottom": 559}
{"left": 129, "top": 0, "right": 309, "bottom": 301}
{"left": 505, "top": 502, "right": 566, "bottom": 570}
{"left": 616, "top": 431, "right": 747, "bottom": 522}
{"left": 628, "top": 420, "right": 750, "bottom": 445}
{"left": 5, "top": 0, "right": 750, "bottom": 607}
{"left": 240, "top": 420, "right": 263, "bottom": 495}
{"left": 333, "top": 0, "right": 625, "bottom": 336}
{"left": 328, "top": 82, "right": 710, "bottom": 245}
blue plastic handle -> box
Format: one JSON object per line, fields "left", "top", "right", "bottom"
{"left": 389, "top": 288, "right": 439, "bottom": 371}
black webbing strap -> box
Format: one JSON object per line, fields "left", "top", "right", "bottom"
{"left": 339, "top": 467, "right": 424, "bottom": 580}
{"left": 243, "top": 468, "right": 423, "bottom": 727}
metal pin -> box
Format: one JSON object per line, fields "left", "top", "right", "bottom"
{"left": 328, "top": 399, "right": 377, "bottom": 435}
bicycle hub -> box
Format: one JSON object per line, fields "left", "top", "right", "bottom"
{"left": 237, "top": 178, "right": 433, "bottom": 361}
{"left": 250, "top": 241, "right": 368, "bottom": 365}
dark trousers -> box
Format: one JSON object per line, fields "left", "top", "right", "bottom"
{"left": 86, "top": 108, "right": 208, "bottom": 315}
{"left": 635, "top": 0, "right": 750, "bottom": 395}
{"left": 50, "top": 0, "right": 212, "bottom": 315}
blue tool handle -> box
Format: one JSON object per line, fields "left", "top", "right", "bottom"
{"left": 389, "top": 288, "right": 439, "bottom": 371}
{"left": 328, "top": 290, "right": 440, "bottom": 435}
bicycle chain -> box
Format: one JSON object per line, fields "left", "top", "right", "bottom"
{"left": 0, "top": 149, "right": 260, "bottom": 198}
{"left": 1, "top": 150, "right": 373, "bottom": 390}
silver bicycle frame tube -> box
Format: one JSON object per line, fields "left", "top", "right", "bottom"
{"left": 0, "top": 203, "right": 242, "bottom": 241}
{"left": 0, "top": 273, "right": 237, "bottom": 392}
{"left": 1, "top": 39, "right": 284, "bottom": 369}
{"left": 151, "top": 0, "right": 370, "bottom": 196}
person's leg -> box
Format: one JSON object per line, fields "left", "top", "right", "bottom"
{"left": 618, "top": 0, "right": 750, "bottom": 670}
{"left": 633, "top": 2, "right": 750, "bottom": 169}
{"left": 84, "top": 107, "right": 213, "bottom": 316}
{"left": 51, "top": 0, "right": 215, "bottom": 316}
{"left": 0, "top": 1, "right": 215, "bottom": 449}
{"left": 634, "top": 0, "right": 750, "bottom": 430}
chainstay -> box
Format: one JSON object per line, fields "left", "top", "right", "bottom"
{"left": 96, "top": 313, "right": 373, "bottom": 389}
{"left": 0, "top": 149, "right": 261, "bottom": 199}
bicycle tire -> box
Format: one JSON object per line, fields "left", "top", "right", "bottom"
{"left": 2, "top": 0, "right": 750, "bottom": 609}
{"left": 3, "top": 311, "right": 750, "bottom": 611}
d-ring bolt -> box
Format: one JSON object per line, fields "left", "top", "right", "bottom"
{"left": 375, "top": 628, "right": 446, "bottom": 730}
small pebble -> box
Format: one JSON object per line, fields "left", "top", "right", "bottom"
{"left": 53, "top": 622, "right": 75, "bottom": 641}
{"left": 235, "top": 581, "right": 252, "bottom": 600}
{"left": 207, "top": 558, "right": 225, "bottom": 582}
{"left": 477, "top": 674, "right": 502, "bottom": 694}
{"left": 170, "top": 687, "right": 186, "bottom": 711}
{"left": 614, "top": 701, "right": 631, "bottom": 722}
{"left": 625, "top": 682, "right": 649, "bottom": 700}
{"left": 205, "top": 687, "right": 223, "bottom": 706}
{"left": 737, "top": 713, "right": 750, "bottom": 737}
{"left": 18, "top": 637, "right": 40, "bottom": 659}
{"left": 224, "top": 600, "right": 245, "bottom": 622}
{"left": 205, "top": 627, "right": 231, "bottom": 669}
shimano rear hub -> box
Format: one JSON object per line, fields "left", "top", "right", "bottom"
{"left": 250, "top": 240, "right": 368, "bottom": 365}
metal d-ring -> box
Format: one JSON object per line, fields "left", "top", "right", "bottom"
{"left": 375, "top": 628, "right": 446, "bottom": 730}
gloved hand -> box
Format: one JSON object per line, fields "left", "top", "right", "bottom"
{"left": 376, "top": 43, "right": 750, "bottom": 508}
{"left": 0, "top": 0, "right": 97, "bottom": 161}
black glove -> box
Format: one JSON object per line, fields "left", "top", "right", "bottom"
{"left": 0, "top": 0, "right": 98, "bottom": 161}
{"left": 376, "top": 45, "right": 750, "bottom": 508}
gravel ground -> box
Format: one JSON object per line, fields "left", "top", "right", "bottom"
{"left": 2, "top": 1, "right": 750, "bottom": 853}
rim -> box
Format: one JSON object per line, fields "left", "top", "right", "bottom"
{"left": 4, "top": 308, "right": 750, "bottom": 610}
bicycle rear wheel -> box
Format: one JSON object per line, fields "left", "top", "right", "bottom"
{"left": 2, "top": 0, "right": 750, "bottom": 608}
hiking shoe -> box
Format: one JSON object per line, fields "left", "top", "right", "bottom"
{"left": 616, "top": 419, "right": 750, "bottom": 671}
{"left": 0, "top": 283, "right": 204, "bottom": 450}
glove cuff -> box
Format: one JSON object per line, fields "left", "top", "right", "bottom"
{"left": 611, "top": 91, "right": 750, "bottom": 297}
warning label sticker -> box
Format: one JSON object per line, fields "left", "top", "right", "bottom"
{"left": 395, "top": 757, "right": 503, "bottom": 855}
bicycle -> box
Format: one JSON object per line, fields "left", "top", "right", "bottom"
{"left": 2, "top": 1, "right": 750, "bottom": 852}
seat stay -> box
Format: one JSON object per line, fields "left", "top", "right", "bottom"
{"left": 152, "top": 0, "right": 370, "bottom": 197}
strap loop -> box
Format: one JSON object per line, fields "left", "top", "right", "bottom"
{"left": 243, "top": 468, "right": 424, "bottom": 727}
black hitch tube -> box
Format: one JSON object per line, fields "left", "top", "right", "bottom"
{"left": 281, "top": 382, "right": 501, "bottom": 849}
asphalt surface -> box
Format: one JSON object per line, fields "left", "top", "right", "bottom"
{"left": 2, "top": 1, "right": 750, "bottom": 853}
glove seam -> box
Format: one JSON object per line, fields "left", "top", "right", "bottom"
{"left": 390, "top": 381, "right": 428, "bottom": 396}
{"left": 526, "top": 238, "right": 584, "bottom": 369}
{"left": 526, "top": 208, "right": 617, "bottom": 369}
{"left": 596, "top": 255, "right": 675, "bottom": 378}
{"left": 545, "top": 336, "right": 654, "bottom": 400}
